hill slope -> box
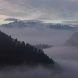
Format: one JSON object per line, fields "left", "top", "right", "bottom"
{"left": 66, "top": 32, "right": 78, "bottom": 46}
{"left": 0, "top": 30, "right": 54, "bottom": 65}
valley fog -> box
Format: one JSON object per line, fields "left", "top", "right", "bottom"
{"left": 0, "top": 27, "right": 73, "bottom": 45}
{"left": 0, "top": 27, "right": 78, "bottom": 78}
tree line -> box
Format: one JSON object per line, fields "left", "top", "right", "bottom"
{"left": 0, "top": 30, "right": 54, "bottom": 65}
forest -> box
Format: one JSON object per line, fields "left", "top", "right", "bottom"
{"left": 0, "top": 30, "right": 54, "bottom": 65}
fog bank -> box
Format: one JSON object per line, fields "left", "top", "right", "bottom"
{"left": 0, "top": 27, "right": 78, "bottom": 78}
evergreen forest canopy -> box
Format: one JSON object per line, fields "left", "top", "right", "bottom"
{"left": 0, "top": 30, "right": 54, "bottom": 65}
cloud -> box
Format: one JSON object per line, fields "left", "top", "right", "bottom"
{"left": 0, "top": 0, "right": 78, "bottom": 21}
{"left": 4, "top": 18, "right": 18, "bottom": 21}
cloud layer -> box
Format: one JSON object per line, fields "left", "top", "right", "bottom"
{"left": 0, "top": 0, "right": 78, "bottom": 21}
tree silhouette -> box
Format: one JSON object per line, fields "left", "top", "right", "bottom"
{"left": 0, "top": 30, "right": 54, "bottom": 65}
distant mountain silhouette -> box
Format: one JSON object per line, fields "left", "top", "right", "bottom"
{"left": 1, "top": 20, "right": 43, "bottom": 28}
{"left": 66, "top": 32, "right": 78, "bottom": 46}
{"left": 1, "top": 20, "right": 26, "bottom": 28}
{"left": 1, "top": 20, "right": 76, "bottom": 30}
{"left": 48, "top": 24, "right": 75, "bottom": 30}
{"left": 4, "top": 18, "right": 18, "bottom": 21}
{"left": 0, "top": 30, "right": 54, "bottom": 65}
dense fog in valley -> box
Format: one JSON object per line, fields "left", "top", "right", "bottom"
{"left": 0, "top": 27, "right": 74, "bottom": 45}
{"left": 0, "top": 23, "right": 78, "bottom": 78}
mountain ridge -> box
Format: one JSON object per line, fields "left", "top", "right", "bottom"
{"left": 0, "top": 20, "right": 76, "bottom": 30}
{"left": 0, "top": 30, "right": 54, "bottom": 66}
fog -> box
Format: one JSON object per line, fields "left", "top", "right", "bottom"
{"left": 0, "top": 27, "right": 73, "bottom": 45}
{"left": 0, "top": 27, "right": 78, "bottom": 78}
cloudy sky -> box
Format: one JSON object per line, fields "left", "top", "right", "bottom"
{"left": 0, "top": 0, "right": 78, "bottom": 23}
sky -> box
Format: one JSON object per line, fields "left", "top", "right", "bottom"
{"left": 0, "top": 0, "right": 78, "bottom": 24}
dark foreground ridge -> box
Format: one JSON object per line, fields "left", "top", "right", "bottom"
{"left": 0, "top": 30, "right": 54, "bottom": 65}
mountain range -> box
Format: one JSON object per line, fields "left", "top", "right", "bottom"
{"left": 0, "top": 20, "right": 76, "bottom": 30}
